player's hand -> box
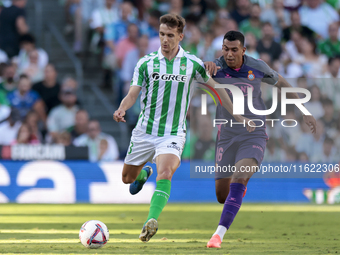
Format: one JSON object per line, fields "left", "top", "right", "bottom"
{"left": 303, "top": 115, "right": 317, "bottom": 134}
{"left": 234, "top": 116, "right": 256, "bottom": 133}
{"left": 113, "top": 109, "right": 126, "bottom": 123}
{"left": 204, "top": 61, "right": 221, "bottom": 76}
{"left": 244, "top": 118, "right": 256, "bottom": 133}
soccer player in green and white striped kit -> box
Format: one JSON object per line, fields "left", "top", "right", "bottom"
{"left": 113, "top": 13, "right": 254, "bottom": 243}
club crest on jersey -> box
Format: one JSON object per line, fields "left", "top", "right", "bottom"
{"left": 151, "top": 72, "right": 187, "bottom": 82}
{"left": 180, "top": 64, "right": 186, "bottom": 71}
{"left": 247, "top": 70, "right": 255, "bottom": 81}
{"left": 154, "top": 64, "right": 160, "bottom": 69}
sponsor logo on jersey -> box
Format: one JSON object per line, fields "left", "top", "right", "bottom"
{"left": 252, "top": 145, "right": 264, "bottom": 153}
{"left": 167, "top": 142, "right": 181, "bottom": 152}
{"left": 247, "top": 70, "right": 255, "bottom": 81}
{"left": 151, "top": 72, "right": 187, "bottom": 82}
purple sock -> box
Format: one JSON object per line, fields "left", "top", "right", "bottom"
{"left": 219, "top": 183, "right": 246, "bottom": 229}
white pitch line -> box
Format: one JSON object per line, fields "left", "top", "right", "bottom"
{"left": 0, "top": 238, "right": 268, "bottom": 244}
{"left": 0, "top": 229, "right": 255, "bottom": 234}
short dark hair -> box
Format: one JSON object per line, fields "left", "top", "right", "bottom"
{"left": 19, "top": 74, "right": 29, "bottom": 80}
{"left": 19, "top": 33, "right": 36, "bottom": 45}
{"left": 149, "top": 9, "right": 161, "bottom": 19}
{"left": 262, "top": 21, "right": 272, "bottom": 27}
{"left": 324, "top": 136, "right": 334, "bottom": 145}
{"left": 160, "top": 14, "right": 186, "bottom": 34}
{"left": 223, "top": 31, "right": 245, "bottom": 46}
{"left": 328, "top": 56, "right": 339, "bottom": 66}
{"left": 321, "top": 97, "right": 333, "bottom": 107}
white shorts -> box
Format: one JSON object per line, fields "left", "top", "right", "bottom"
{"left": 124, "top": 129, "right": 186, "bottom": 166}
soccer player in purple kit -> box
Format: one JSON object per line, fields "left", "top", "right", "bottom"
{"left": 204, "top": 31, "right": 317, "bottom": 248}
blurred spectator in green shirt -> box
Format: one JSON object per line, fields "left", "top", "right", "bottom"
{"left": 240, "top": 3, "right": 262, "bottom": 40}
{"left": 318, "top": 22, "right": 340, "bottom": 58}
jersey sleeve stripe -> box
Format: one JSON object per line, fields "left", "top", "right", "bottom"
{"left": 184, "top": 61, "right": 198, "bottom": 125}
{"left": 139, "top": 59, "right": 151, "bottom": 126}
{"left": 146, "top": 57, "right": 160, "bottom": 135}
{"left": 131, "top": 58, "right": 148, "bottom": 86}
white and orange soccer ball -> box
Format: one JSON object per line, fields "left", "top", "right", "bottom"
{"left": 79, "top": 220, "right": 109, "bottom": 249}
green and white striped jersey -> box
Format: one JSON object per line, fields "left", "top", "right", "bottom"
{"left": 131, "top": 46, "right": 210, "bottom": 137}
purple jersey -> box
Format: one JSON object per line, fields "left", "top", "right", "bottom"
{"left": 213, "top": 55, "right": 279, "bottom": 142}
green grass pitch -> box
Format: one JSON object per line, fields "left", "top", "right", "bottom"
{"left": 0, "top": 204, "right": 339, "bottom": 254}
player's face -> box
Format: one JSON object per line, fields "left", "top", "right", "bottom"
{"left": 159, "top": 24, "right": 184, "bottom": 54}
{"left": 222, "top": 39, "right": 246, "bottom": 69}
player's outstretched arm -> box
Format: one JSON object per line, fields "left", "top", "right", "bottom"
{"left": 275, "top": 74, "right": 317, "bottom": 134}
{"left": 113, "top": 86, "right": 141, "bottom": 123}
{"left": 203, "top": 78, "right": 256, "bottom": 133}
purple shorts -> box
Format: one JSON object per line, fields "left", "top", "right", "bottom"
{"left": 215, "top": 137, "right": 267, "bottom": 179}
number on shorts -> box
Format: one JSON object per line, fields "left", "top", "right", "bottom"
{"left": 216, "top": 147, "right": 223, "bottom": 162}
{"left": 128, "top": 142, "right": 134, "bottom": 155}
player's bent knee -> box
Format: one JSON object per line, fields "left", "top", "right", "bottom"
{"left": 122, "top": 174, "right": 134, "bottom": 184}
{"left": 216, "top": 193, "right": 227, "bottom": 204}
{"left": 231, "top": 177, "right": 249, "bottom": 186}
{"left": 157, "top": 169, "right": 173, "bottom": 180}
{"left": 216, "top": 188, "right": 229, "bottom": 204}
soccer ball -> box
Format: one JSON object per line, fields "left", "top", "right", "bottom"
{"left": 79, "top": 220, "right": 109, "bottom": 249}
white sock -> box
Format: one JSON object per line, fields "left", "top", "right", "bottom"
{"left": 213, "top": 225, "right": 227, "bottom": 241}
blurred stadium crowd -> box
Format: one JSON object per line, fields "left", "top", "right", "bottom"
{"left": 0, "top": 0, "right": 340, "bottom": 163}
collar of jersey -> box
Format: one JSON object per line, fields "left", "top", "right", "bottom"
{"left": 157, "top": 46, "right": 184, "bottom": 60}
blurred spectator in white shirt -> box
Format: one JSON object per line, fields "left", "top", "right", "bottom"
{"left": 299, "top": 0, "right": 339, "bottom": 39}
{"left": 0, "top": 108, "right": 21, "bottom": 145}
{"left": 317, "top": 57, "right": 340, "bottom": 111}
{"left": 296, "top": 119, "right": 325, "bottom": 160}
{"left": 73, "top": 120, "right": 119, "bottom": 161}
{"left": 304, "top": 84, "right": 324, "bottom": 120}
{"left": 47, "top": 85, "right": 79, "bottom": 142}
{"left": 295, "top": 36, "right": 327, "bottom": 78}
{"left": 311, "top": 136, "right": 338, "bottom": 163}
{"left": 260, "top": 0, "right": 291, "bottom": 40}
{"left": 264, "top": 138, "right": 286, "bottom": 162}
{"left": 121, "top": 35, "right": 149, "bottom": 94}
{"left": 0, "top": 48, "right": 8, "bottom": 64}
{"left": 319, "top": 98, "right": 338, "bottom": 139}
{"left": 0, "top": 102, "right": 10, "bottom": 122}
{"left": 212, "top": 17, "right": 238, "bottom": 55}
{"left": 89, "top": 0, "right": 119, "bottom": 54}
{"left": 284, "top": 30, "right": 304, "bottom": 62}
{"left": 245, "top": 33, "right": 260, "bottom": 59}
{"left": 90, "top": 0, "right": 118, "bottom": 31}
{"left": 16, "top": 34, "right": 48, "bottom": 71}
{"left": 20, "top": 50, "right": 44, "bottom": 83}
